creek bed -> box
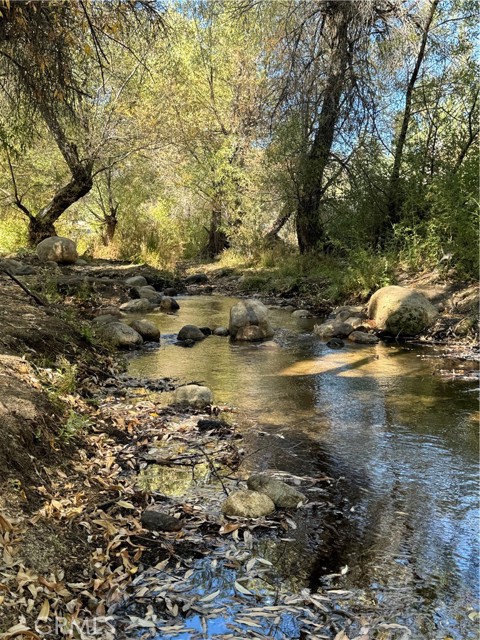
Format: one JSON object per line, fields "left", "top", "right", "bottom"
{"left": 127, "top": 295, "right": 479, "bottom": 639}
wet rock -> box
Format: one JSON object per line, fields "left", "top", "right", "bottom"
{"left": 129, "top": 319, "right": 160, "bottom": 342}
{"left": 221, "top": 490, "right": 275, "bottom": 518}
{"left": 292, "top": 309, "right": 313, "bottom": 318}
{"left": 120, "top": 299, "right": 154, "bottom": 313}
{"left": 314, "top": 321, "right": 354, "bottom": 339}
{"left": 174, "top": 384, "right": 213, "bottom": 408}
{"left": 163, "top": 287, "right": 178, "bottom": 297}
{"left": 229, "top": 300, "right": 274, "bottom": 341}
{"left": 213, "top": 327, "right": 229, "bottom": 336}
{"left": 348, "top": 330, "right": 379, "bottom": 344}
{"left": 141, "top": 509, "right": 183, "bottom": 532}
{"left": 137, "top": 288, "right": 164, "bottom": 305}
{"left": 199, "top": 327, "right": 212, "bottom": 336}
{"left": 368, "top": 286, "right": 438, "bottom": 336}
{"left": 185, "top": 273, "right": 208, "bottom": 285}
{"left": 99, "top": 322, "right": 143, "bottom": 349}
{"left": 326, "top": 338, "right": 345, "bottom": 349}
{"left": 160, "top": 297, "right": 180, "bottom": 312}
{"left": 37, "top": 236, "right": 78, "bottom": 264}
{"left": 177, "top": 325, "right": 205, "bottom": 341}
{"left": 247, "top": 474, "right": 306, "bottom": 509}
{"left": 344, "top": 316, "right": 364, "bottom": 329}
{"left": 125, "top": 275, "right": 148, "bottom": 287}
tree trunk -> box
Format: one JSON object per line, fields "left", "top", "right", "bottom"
{"left": 295, "top": 3, "right": 350, "bottom": 253}
{"left": 265, "top": 210, "right": 292, "bottom": 244}
{"left": 383, "top": 0, "right": 439, "bottom": 235}
{"left": 206, "top": 207, "right": 229, "bottom": 258}
{"left": 27, "top": 217, "right": 58, "bottom": 246}
{"left": 102, "top": 214, "right": 118, "bottom": 246}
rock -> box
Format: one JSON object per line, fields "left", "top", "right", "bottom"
{"left": 326, "top": 338, "right": 345, "bottom": 349}
{"left": 141, "top": 509, "right": 182, "bottom": 532}
{"left": 75, "top": 258, "right": 88, "bottom": 266}
{"left": 93, "top": 314, "right": 120, "bottom": 325}
{"left": 185, "top": 273, "right": 208, "bottom": 285}
{"left": 213, "top": 327, "right": 229, "bottom": 336}
{"left": 37, "top": 236, "right": 78, "bottom": 264}
{"left": 229, "top": 300, "right": 274, "bottom": 341}
{"left": 177, "top": 325, "right": 205, "bottom": 342}
{"left": 348, "top": 331, "right": 379, "bottom": 344}
{"left": 199, "top": 327, "right": 212, "bottom": 336}
{"left": 221, "top": 490, "right": 275, "bottom": 518}
{"left": 137, "top": 288, "right": 164, "bottom": 305}
{"left": 163, "top": 287, "right": 178, "bottom": 297}
{"left": 160, "top": 297, "right": 179, "bottom": 312}
{"left": 333, "top": 306, "right": 366, "bottom": 322}
{"left": 176, "top": 339, "right": 195, "bottom": 348}
{"left": 99, "top": 322, "right": 143, "bottom": 348}
{"left": 292, "top": 309, "right": 313, "bottom": 318}
{"left": 43, "top": 260, "right": 62, "bottom": 271}
{"left": 344, "top": 316, "right": 364, "bottom": 329}
{"left": 129, "top": 319, "right": 160, "bottom": 342}
{"left": 119, "top": 299, "right": 154, "bottom": 313}
{"left": 174, "top": 384, "right": 213, "bottom": 408}
{"left": 368, "top": 286, "right": 438, "bottom": 336}
{"left": 314, "top": 321, "right": 354, "bottom": 339}
{"left": 247, "top": 474, "right": 306, "bottom": 508}
{"left": 0, "top": 259, "right": 35, "bottom": 275}
{"left": 125, "top": 275, "right": 148, "bottom": 287}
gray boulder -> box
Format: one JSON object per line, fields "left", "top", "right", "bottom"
{"left": 141, "top": 509, "right": 182, "bottom": 532}
{"left": 247, "top": 474, "right": 306, "bottom": 509}
{"left": 177, "top": 325, "right": 205, "bottom": 342}
{"left": 93, "top": 314, "right": 121, "bottom": 325}
{"left": 37, "top": 236, "right": 78, "bottom": 264}
{"left": 0, "top": 259, "right": 35, "bottom": 275}
{"left": 348, "top": 330, "right": 379, "bottom": 344}
{"left": 174, "top": 384, "right": 212, "bottom": 408}
{"left": 332, "top": 306, "right": 366, "bottom": 322}
{"left": 368, "top": 286, "right": 438, "bottom": 336}
{"left": 125, "top": 275, "right": 148, "bottom": 287}
{"left": 99, "top": 322, "right": 143, "bottom": 349}
{"left": 185, "top": 273, "right": 208, "bottom": 285}
{"left": 213, "top": 327, "right": 229, "bottom": 336}
{"left": 229, "top": 300, "right": 274, "bottom": 341}
{"left": 221, "top": 490, "right": 275, "bottom": 518}
{"left": 120, "top": 299, "right": 154, "bottom": 313}
{"left": 129, "top": 319, "right": 160, "bottom": 342}
{"left": 138, "top": 288, "right": 164, "bottom": 305}
{"left": 314, "top": 321, "right": 354, "bottom": 339}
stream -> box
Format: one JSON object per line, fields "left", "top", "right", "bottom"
{"left": 127, "top": 295, "right": 479, "bottom": 639}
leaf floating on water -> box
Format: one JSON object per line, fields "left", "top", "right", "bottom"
{"left": 235, "top": 581, "right": 253, "bottom": 596}
{"left": 199, "top": 589, "right": 220, "bottom": 602}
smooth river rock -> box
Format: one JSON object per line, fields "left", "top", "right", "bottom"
{"left": 247, "top": 474, "right": 306, "bottom": 508}
{"left": 141, "top": 509, "right": 183, "bottom": 532}
{"left": 120, "top": 299, "right": 154, "bottom": 313}
{"left": 221, "top": 490, "right": 275, "bottom": 518}
{"left": 229, "top": 300, "right": 274, "bottom": 341}
{"left": 177, "top": 325, "right": 205, "bottom": 342}
{"left": 99, "top": 322, "right": 143, "bottom": 349}
{"left": 125, "top": 275, "right": 148, "bottom": 287}
{"left": 129, "top": 319, "right": 160, "bottom": 342}
{"left": 314, "top": 321, "right": 355, "bottom": 339}
{"left": 174, "top": 384, "right": 213, "bottom": 408}
{"left": 368, "top": 285, "right": 438, "bottom": 336}
{"left": 348, "top": 330, "right": 379, "bottom": 344}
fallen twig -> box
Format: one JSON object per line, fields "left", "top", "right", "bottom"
{"left": 1, "top": 268, "right": 47, "bottom": 306}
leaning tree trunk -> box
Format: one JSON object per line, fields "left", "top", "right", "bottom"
{"left": 295, "top": 3, "right": 350, "bottom": 253}
{"left": 27, "top": 217, "right": 58, "bottom": 246}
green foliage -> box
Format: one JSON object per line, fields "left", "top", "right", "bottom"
{"left": 59, "top": 410, "right": 90, "bottom": 442}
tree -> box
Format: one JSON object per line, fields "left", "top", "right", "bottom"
{"left": 0, "top": 0, "right": 161, "bottom": 244}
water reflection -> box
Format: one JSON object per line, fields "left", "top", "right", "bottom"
{"left": 129, "top": 296, "right": 479, "bottom": 638}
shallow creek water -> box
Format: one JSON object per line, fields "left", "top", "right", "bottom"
{"left": 128, "top": 295, "right": 479, "bottom": 639}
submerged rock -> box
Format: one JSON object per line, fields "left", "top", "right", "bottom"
{"left": 292, "top": 309, "right": 313, "bottom": 318}
{"left": 368, "top": 285, "right": 438, "bottom": 336}
{"left": 247, "top": 474, "right": 306, "bottom": 508}
{"left": 326, "top": 338, "right": 345, "bottom": 349}
{"left": 221, "top": 490, "right": 275, "bottom": 518}
{"left": 174, "top": 384, "right": 213, "bottom": 408}
{"left": 141, "top": 509, "right": 183, "bottom": 532}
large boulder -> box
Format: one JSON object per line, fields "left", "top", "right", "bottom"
{"left": 229, "top": 300, "right": 274, "bottom": 341}
{"left": 174, "top": 384, "right": 213, "bottom": 409}
{"left": 99, "top": 322, "right": 143, "bottom": 349}
{"left": 247, "top": 474, "right": 306, "bottom": 509}
{"left": 120, "top": 299, "right": 154, "bottom": 313}
{"left": 37, "top": 236, "right": 78, "bottom": 264}
{"left": 129, "top": 319, "right": 160, "bottom": 342}
{"left": 221, "top": 490, "right": 275, "bottom": 518}
{"left": 368, "top": 286, "right": 438, "bottom": 336}
{"left": 177, "top": 325, "right": 205, "bottom": 342}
